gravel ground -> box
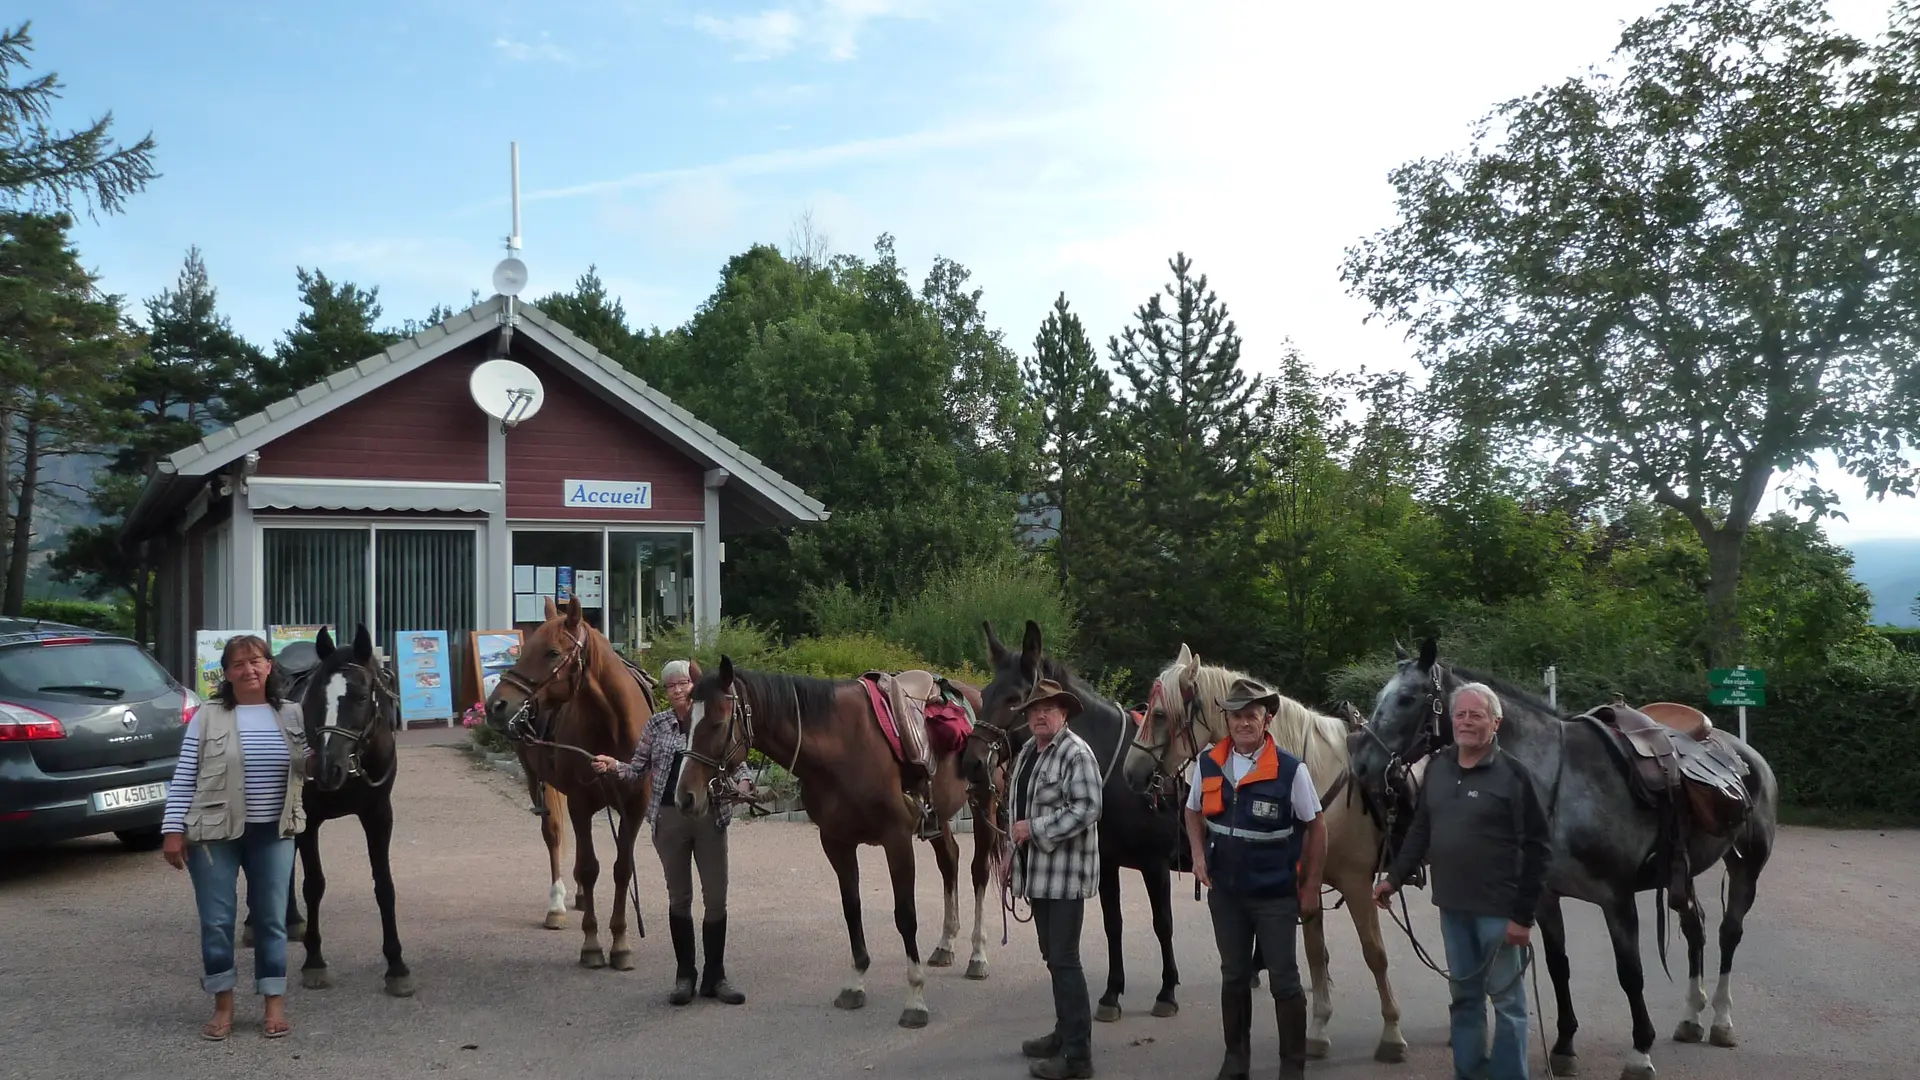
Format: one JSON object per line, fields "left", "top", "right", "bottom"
{"left": 2, "top": 731, "right": 1914, "bottom": 1080}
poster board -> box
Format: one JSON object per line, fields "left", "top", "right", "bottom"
{"left": 195, "top": 629, "right": 265, "bottom": 701}
{"left": 467, "top": 629, "right": 524, "bottom": 708}
{"left": 268, "top": 624, "right": 329, "bottom": 656}
{"left": 575, "top": 570, "right": 604, "bottom": 608}
{"left": 393, "top": 631, "right": 453, "bottom": 726}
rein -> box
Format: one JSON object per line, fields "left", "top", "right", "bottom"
{"left": 678, "top": 679, "right": 803, "bottom": 812}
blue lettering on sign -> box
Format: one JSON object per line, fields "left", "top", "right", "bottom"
{"left": 563, "top": 479, "right": 653, "bottom": 509}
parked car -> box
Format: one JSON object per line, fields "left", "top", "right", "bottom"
{"left": 0, "top": 618, "right": 198, "bottom": 851}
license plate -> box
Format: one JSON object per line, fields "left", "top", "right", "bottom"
{"left": 93, "top": 782, "right": 168, "bottom": 812}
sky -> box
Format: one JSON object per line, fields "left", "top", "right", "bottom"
{"left": 29, "top": 0, "right": 1920, "bottom": 543}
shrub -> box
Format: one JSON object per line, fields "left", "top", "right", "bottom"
{"left": 21, "top": 598, "right": 134, "bottom": 637}
{"left": 800, "top": 582, "right": 886, "bottom": 637}
{"left": 886, "top": 554, "right": 1077, "bottom": 671}
{"left": 770, "top": 633, "right": 929, "bottom": 680}
{"left": 639, "top": 617, "right": 780, "bottom": 677}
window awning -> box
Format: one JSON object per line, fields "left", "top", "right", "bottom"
{"left": 246, "top": 477, "right": 499, "bottom": 514}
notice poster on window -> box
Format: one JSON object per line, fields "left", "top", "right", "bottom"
{"left": 393, "top": 630, "right": 452, "bottom": 726}
{"left": 512, "top": 565, "right": 536, "bottom": 592}
{"left": 575, "top": 570, "right": 604, "bottom": 608}
{"left": 535, "top": 566, "right": 558, "bottom": 596}
{"left": 514, "top": 593, "right": 547, "bottom": 623}
{"left": 556, "top": 565, "right": 574, "bottom": 603}
{"left": 195, "top": 629, "right": 264, "bottom": 701}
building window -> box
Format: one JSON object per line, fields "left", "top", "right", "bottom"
{"left": 608, "top": 530, "right": 694, "bottom": 653}
{"left": 263, "top": 528, "right": 368, "bottom": 633}
{"left": 262, "top": 526, "right": 477, "bottom": 660}
{"left": 374, "top": 529, "right": 476, "bottom": 659}
{"left": 510, "top": 530, "right": 606, "bottom": 633}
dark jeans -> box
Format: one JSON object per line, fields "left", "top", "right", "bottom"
{"left": 1208, "top": 887, "right": 1303, "bottom": 999}
{"left": 1032, "top": 897, "right": 1092, "bottom": 1063}
{"left": 184, "top": 822, "right": 297, "bottom": 996}
{"left": 652, "top": 808, "right": 729, "bottom": 920}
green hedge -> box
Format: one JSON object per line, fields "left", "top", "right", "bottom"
{"left": 20, "top": 599, "right": 134, "bottom": 637}
{"left": 1877, "top": 627, "right": 1920, "bottom": 655}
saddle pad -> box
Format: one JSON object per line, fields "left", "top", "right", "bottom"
{"left": 861, "top": 676, "right": 908, "bottom": 763}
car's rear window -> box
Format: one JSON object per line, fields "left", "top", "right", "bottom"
{"left": 0, "top": 641, "right": 176, "bottom": 702}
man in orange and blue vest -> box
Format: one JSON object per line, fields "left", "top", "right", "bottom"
{"left": 1185, "top": 677, "right": 1327, "bottom": 1080}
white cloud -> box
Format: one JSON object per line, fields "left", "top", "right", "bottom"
{"left": 694, "top": 9, "right": 805, "bottom": 61}
{"left": 693, "top": 0, "right": 927, "bottom": 62}
{"left": 494, "top": 32, "right": 576, "bottom": 66}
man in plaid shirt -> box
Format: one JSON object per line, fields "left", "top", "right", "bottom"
{"left": 1010, "top": 679, "right": 1104, "bottom": 1079}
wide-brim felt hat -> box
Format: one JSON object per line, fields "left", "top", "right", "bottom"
{"left": 1220, "top": 676, "right": 1280, "bottom": 714}
{"left": 1015, "top": 678, "right": 1083, "bottom": 717}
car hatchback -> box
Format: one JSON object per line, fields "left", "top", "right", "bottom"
{"left": 0, "top": 619, "right": 198, "bottom": 851}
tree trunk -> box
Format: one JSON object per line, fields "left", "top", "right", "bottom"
{"left": 5, "top": 416, "right": 38, "bottom": 616}
{"left": 1699, "top": 523, "right": 1747, "bottom": 669}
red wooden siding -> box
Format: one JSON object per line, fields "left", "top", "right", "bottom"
{"left": 505, "top": 357, "right": 705, "bottom": 521}
{"left": 253, "top": 342, "right": 490, "bottom": 482}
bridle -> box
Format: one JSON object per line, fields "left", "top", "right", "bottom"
{"left": 495, "top": 625, "right": 591, "bottom": 745}
{"left": 1356, "top": 661, "right": 1454, "bottom": 796}
{"left": 1132, "top": 675, "right": 1203, "bottom": 808}
{"left": 677, "top": 679, "right": 802, "bottom": 808}
{"left": 963, "top": 712, "right": 1029, "bottom": 800}
{"left": 308, "top": 663, "right": 401, "bottom": 789}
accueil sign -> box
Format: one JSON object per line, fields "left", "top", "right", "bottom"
{"left": 563, "top": 479, "right": 654, "bottom": 509}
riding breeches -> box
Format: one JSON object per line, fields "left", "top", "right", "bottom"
{"left": 652, "top": 810, "right": 730, "bottom": 921}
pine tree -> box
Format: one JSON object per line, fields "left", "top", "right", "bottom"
{"left": 0, "top": 21, "right": 157, "bottom": 214}
{"left": 1024, "top": 293, "right": 1110, "bottom": 587}
{"left": 535, "top": 266, "right": 644, "bottom": 368}
{"left": 227, "top": 268, "right": 399, "bottom": 417}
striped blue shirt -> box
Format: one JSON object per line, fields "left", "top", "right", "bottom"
{"left": 163, "top": 704, "right": 294, "bottom": 832}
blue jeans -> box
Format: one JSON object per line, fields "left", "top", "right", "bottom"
{"left": 1438, "top": 909, "right": 1530, "bottom": 1080}
{"left": 185, "top": 822, "right": 297, "bottom": 996}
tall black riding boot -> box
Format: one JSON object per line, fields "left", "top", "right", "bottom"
{"left": 700, "top": 918, "right": 746, "bottom": 1004}
{"left": 1275, "top": 992, "right": 1308, "bottom": 1079}
{"left": 1216, "top": 984, "right": 1253, "bottom": 1080}
{"left": 667, "top": 914, "right": 697, "bottom": 1006}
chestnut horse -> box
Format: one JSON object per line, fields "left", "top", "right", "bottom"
{"left": 675, "top": 657, "right": 979, "bottom": 1028}
{"left": 484, "top": 596, "right": 657, "bottom": 970}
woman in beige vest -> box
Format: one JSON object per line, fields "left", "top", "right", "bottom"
{"left": 160, "top": 635, "right": 308, "bottom": 1041}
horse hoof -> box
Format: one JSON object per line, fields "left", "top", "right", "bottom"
{"left": 1551, "top": 1052, "right": 1580, "bottom": 1077}
{"left": 964, "top": 960, "right": 988, "bottom": 980}
{"left": 899, "top": 1007, "right": 930, "bottom": 1029}
{"left": 1094, "top": 1003, "right": 1121, "bottom": 1023}
{"left": 834, "top": 989, "right": 866, "bottom": 1010}
{"left": 543, "top": 912, "right": 568, "bottom": 930}
{"left": 1620, "top": 1065, "right": 1655, "bottom": 1080}
{"left": 1150, "top": 999, "right": 1178, "bottom": 1018}
{"left": 1372, "top": 1040, "right": 1405, "bottom": 1063}
{"left": 580, "top": 948, "right": 607, "bottom": 969}
{"left": 1709, "top": 1025, "right": 1737, "bottom": 1048}
{"left": 1673, "top": 1020, "right": 1705, "bottom": 1043}
{"left": 609, "top": 950, "right": 634, "bottom": 971}
{"left": 302, "top": 967, "right": 332, "bottom": 990}
{"left": 928, "top": 947, "right": 954, "bottom": 967}
{"left": 384, "top": 975, "right": 416, "bottom": 998}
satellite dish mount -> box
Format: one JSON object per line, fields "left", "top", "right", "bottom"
{"left": 470, "top": 359, "right": 545, "bottom": 435}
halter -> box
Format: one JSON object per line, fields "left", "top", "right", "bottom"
{"left": 495, "top": 625, "right": 591, "bottom": 744}
{"left": 962, "top": 712, "right": 1029, "bottom": 798}
{"left": 1133, "top": 674, "right": 1204, "bottom": 807}
{"left": 678, "top": 680, "right": 802, "bottom": 807}
{"left": 309, "top": 662, "right": 401, "bottom": 789}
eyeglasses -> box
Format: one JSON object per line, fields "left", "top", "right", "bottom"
{"left": 664, "top": 680, "right": 692, "bottom": 690}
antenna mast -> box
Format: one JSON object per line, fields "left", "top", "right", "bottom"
{"left": 491, "top": 142, "right": 530, "bottom": 358}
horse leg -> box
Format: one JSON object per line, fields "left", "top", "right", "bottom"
{"left": 1094, "top": 858, "right": 1124, "bottom": 1022}
{"left": 361, "top": 802, "right": 415, "bottom": 997}
{"left": 965, "top": 810, "right": 992, "bottom": 979}
{"left": 1603, "top": 896, "right": 1658, "bottom": 1080}
{"left": 1709, "top": 837, "right": 1769, "bottom": 1048}
{"left": 606, "top": 804, "right": 642, "bottom": 971}
{"left": 1671, "top": 891, "right": 1709, "bottom": 1044}
{"left": 297, "top": 825, "right": 330, "bottom": 990}
{"left": 1301, "top": 890, "right": 1333, "bottom": 1058}
{"left": 883, "top": 830, "right": 930, "bottom": 1028}
{"left": 569, "top": 800, "right": 605, "bottom": 968}
{"left": 541, "top": 783, "right": 569, "bottom": 929}
{"left": 1537, "top": 892, "right": 1580, "bottom": 1076}
{"left": 1346, "top": 880, "right": 1407, "bottom": 1062}
{"left": 1143, "top": 860, "right": 1179, "bottom": 1017}
{"left": 286, "top": 850, "right": 306, "bottom": 942}
{"left": 822, "top": 835, "right": 871, "bottom": 1010}
{"left": 928, "top": 825, "right": 960, "bottom": 967}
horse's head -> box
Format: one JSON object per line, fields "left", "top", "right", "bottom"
{"left": 965, "top": 620, "right": 1047, "bottom": 788}
{"left": 677, "top": 655, "right": 740, "bottom": 817}
{"left": 485, "top": 596, "right": 589, "bottom": 735}
{"left": 1352, "top": 637, "right": 1454, "bottom": 804}
{"left": 1142, "top": 643, "right": 1208, "bottom": 782}
{"left": 302, "top": 623, "right": 395, "bottom": 792}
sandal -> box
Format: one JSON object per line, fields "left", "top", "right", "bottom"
{"left": 263, "top": 1017, "right": 292, "bottom": 1039}
{"left": 200, "top": 1017, "right": 232, "bottom": 1042}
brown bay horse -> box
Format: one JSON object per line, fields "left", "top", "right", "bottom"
{"left": 484, "top": 596, "right": 657, "bottom": 970}
{"left": 675, "top": 657, "right": 978, "bottom": 1028}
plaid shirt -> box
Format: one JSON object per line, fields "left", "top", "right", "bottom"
{"left": 1010, "top": 727, "right": 1104, "bottom": 900}
{"left": 610, "top": 709, "right": 751, "bottom": 832}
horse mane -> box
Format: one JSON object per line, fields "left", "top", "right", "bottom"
{"left": 729, "top": 668, "right": 846, "bottom": 731}
{"left": 1180, "top": 660, "right": 1349, "bottom": 791}
{"left": 1449, "top": 664, "right": 1565, "bottom": 720}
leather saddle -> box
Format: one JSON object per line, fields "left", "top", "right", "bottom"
{"left": 273, "top": 642, "right": 323, "bottom": 699}
{"left": 862, "top": 669, "right": 940, "bottom": 769}
{"left": 1579, "top": 700, "right": 1752, "bottom": 839}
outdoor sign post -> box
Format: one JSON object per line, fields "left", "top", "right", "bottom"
{"left": 1708, "top": 666, "right": 1765, "bottom": 742}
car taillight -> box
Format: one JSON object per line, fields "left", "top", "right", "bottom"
{"left": 39, "top": 637, "right": 91, "bottom": 647}
{"left": 182, "top": 689, "right": 202, "bottom": 726}
{"left": 0, "top": 701, "right": 66, "bottom": 741}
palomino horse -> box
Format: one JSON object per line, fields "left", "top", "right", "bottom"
{"left": 970, "top": 620, "right": 1188, "bottom": 1023}
{"left": 484, "top": 596, "right": 656, "bottom": 970}
{"left": 1354, "top": 641, "right": 1779, "bottom": 1080}
{"left": 675, "top": 657, "right": 979, "bottom": 1028}
{"left": 1144, "top": 644, "right": 1407, "bottom": 1062}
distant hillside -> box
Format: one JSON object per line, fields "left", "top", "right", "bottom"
{"left": 1847, "top": 538, "right": 1920, "bottom": 627}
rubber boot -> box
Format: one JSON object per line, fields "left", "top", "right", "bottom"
{"left": 1276, "top": 992, "right": 1308, "bottom": 1079}
{"left": 667, "top": 914, "right": 697, "bottom": 1006}
{"left": 1216, "top": 984, "right": 1252, "bottom": 1079}
{"left": 700, "top": 918, "right": 746, "bottom": 1004}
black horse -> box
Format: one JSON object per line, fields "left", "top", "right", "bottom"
{"left": 968, "top": 620, "right": 1188, "bottom": 1022}
{"left": 246, "top": 625, "right": 413, "bottom": 997}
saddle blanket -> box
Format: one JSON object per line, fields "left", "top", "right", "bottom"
{"left": 860, "top": 670, "right": 974, "bottom": 767}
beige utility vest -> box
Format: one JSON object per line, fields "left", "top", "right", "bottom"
{"left": 183, "top": 701, "right": 307, "bottom": 843}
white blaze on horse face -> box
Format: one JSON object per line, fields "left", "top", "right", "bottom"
{"left": 323, "top": 673, "right": 348, "bottom": 729}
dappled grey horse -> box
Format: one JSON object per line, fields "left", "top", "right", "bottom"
{"left": 1352, "top": 641, "right": 1777, "bottom": 1080}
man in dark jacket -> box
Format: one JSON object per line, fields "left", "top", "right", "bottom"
{"left": 1373, "top": 681, "right": 1550, "bottom": 1080}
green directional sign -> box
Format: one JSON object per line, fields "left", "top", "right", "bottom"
{"left": 1709, "top": 686, "right": 1765, "bottom": 708}
{"left": 1709, "top": 667, "right": 1766, "bottom": 689}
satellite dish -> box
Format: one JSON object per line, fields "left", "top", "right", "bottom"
{"left": 492, "top": 256, "right": 529, "bottom": 298}
{"left": 470, "top": 359, "right": 544, "bottom": 428}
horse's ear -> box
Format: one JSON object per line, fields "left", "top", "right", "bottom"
{"left": 563, "top": 594, "right": 583, "bottom": 629}
{"left": 687, "top": 659, "right": 702, "bottom": 681}
{"left": 717, "top": 654, "right": 735, "bottom": 688}
{"left": 1020, "top": 620, "right": 1043, "bottom": 678}
{"left": 1176, "top": 643, "right": 1194, "bottom": 669}
{"left": 352, "top": 623, "right": 373, "bottom": 664}
{"left": 1417, "top": 637, "right": 1438, "bottom": 673}
{"left": 315, "top": 627, "right": 335, "bottom": 659}
{"left": 544, "top": 596, "right": 559, "bottom": 621}
{"left": 1394, "top": 640, "right": 1410, "bottom": 662}
{"left": 984, "top": 621, "right": 1007, "bottom": 664}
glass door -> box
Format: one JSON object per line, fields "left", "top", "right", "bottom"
{"left": 607, "top": 531, "right": 694, "bottom": 656}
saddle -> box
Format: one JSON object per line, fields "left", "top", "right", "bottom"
{"left": 1593, "top": 701, "right": 1751, "bottom": 838}
{"left": 860, "top": 670, "right": 974, "bottom": 769}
